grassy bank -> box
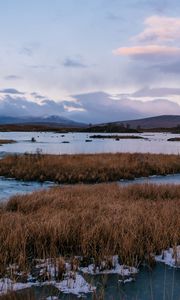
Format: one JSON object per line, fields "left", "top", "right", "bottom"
{"left": 0, "top": 183, "right": 180, "bottom": 275}
{"left": 0, "top": 153, "right": 180, "bottom": 183}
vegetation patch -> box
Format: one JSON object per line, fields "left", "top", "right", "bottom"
{"left": 0, "top": 183, "right": 180, "bottom": 275}
{"left": 0, "top": 152, "right": 180, "bottom": 183}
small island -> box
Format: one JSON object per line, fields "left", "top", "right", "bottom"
{"left": 0, "top": 139, "right": 16, "bottom": 146}
{"left": 89, "top": 135, "right": 146, "bottom": 140}
{"left": 167, "top": 137, "right": 180, "bottom": 142}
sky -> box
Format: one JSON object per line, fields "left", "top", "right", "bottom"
{"left": 1, "top": 0, "right": 180, "bottom": 123}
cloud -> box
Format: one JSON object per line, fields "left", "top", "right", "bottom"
{"left": 153, "top": 62, "right": 180, "bottom": 74}
{"left": 68, "top": 92, "right": 180, "bottom": 123}
{"left": 0, "top": 94, "right": 65, "bottom": 117}
{"left": 63, "top": 57, "right": 87, "bottom": 68}
{"left": 131, "top": 87, "right": 180, "bottom": 97}
{"left": 0, "top": 91, "right": 83, "bottom": 118}
{"left": 30, "top": 92, "right": 47, "bottom": 99}
{"left": 0, "top": 90, "right": 180, "bottom": 124}
{"left": 4, "top": 75, "right": 22, "bottom": 81}
{"left": 113, "top": 15, "right": 180, "bottom": 64}
{"left": 20, "top": 47, "right": 33, "bottom": 57}
{"left": 106, "top": 12, "right": 124, "bottom": 21}
{"left": 29, "top": 64, "right": 56, "bottom": 70}
{"left": 0, "top": 88, "right": 24, "bottom": 95}
{"left": 113, "top": 45, "right": 180, "bottom": 60}
{"left": 133, "top": 15, "right": 180, "bottom": 43}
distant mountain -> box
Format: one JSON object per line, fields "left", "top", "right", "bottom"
{"left": 0, "top": 115, "right": 85, "bottom": 127}
{"left": 1, "top": 114, "right": 180, "bottom": 131}
{"left": 105, "top": 115, "right": 180, "bottom": 129}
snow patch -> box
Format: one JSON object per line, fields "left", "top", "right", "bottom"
{"left": 0, "top": 278, "right": 38, "bottom": 295}
{"left": 80, "top": 256, "right": 138, "bottom": 278}
{"left": 54, "top": 273, "right": 95, "bottom": 296}
{"left": 0, "top": 260, "right": 96, "bottom": 297}
{"left": 155, "top": 246, "right": 180, "bottom": 268}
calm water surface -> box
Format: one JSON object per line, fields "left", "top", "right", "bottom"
{"left": 11, "top": 264, "right": 180, "bottom": 300}
{"left": 120, "top": 174, "right": 180, "bottom": 185}
{"left": 0, "top": 173, "right": 179, "bottom": 202}
{"left": 0, "top": 131, "right": 179, "bottom": 155}
{"left": 0, "top": 177, "right": 54, "bottom": 201}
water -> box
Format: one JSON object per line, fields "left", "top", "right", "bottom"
{"left": 0, "top": 173, "right": 179, "bottom": 202}
{"left": 0, "top": 177, "right": 54, "bottom": 201}
{"left": 9, "top": 264, "right": 180, "bottom": 299}
{"left": 0, "top": 131, "right": 180, "bottom": 298}
{"left": 120, "top": 174, "right": 180, "bottom": 185}
{"left": 0, "top": 131, "right": 180, "bottom": 155}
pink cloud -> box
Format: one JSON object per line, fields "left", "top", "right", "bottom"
{"left": 113, "top": 15, "right": 180, "bottom": 61}
{"left": 113, "top": 45, "right": 180, "bottom": 58}
{"left": 133, "top": 15, "right": 180, "bottom": 43}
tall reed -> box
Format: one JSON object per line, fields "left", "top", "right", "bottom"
{"left": 0, "top": 183, "right": 180, "bottom": 274}
{"left": 0, "top": 153, "right": 179, "bottom": 183}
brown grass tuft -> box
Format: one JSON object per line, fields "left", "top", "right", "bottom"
{"left": 0, "top": 183, "right": 180, "bottom": 274}
{"left": 0, "top": 152, "right": 180, "bottom": 183}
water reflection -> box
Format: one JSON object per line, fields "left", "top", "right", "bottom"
{"left": 0, "top": 177, "right": 53, "bottom": 201}
{"left": 10, "top": 264, "right": 180, "bottom": 300}
{"left": 0, "top": 132, "right": 179, "bottom": 155}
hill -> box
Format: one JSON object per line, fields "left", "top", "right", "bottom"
{"left": 96, "top": 115, "right": 180, "bottom": 130}
{"left": 0, "top": 115, "right": 85, "bottom": 128}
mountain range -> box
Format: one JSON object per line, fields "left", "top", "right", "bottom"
{"left": 0, "top": 115, "right": 85, "bottom": 127}
{"left": 0, "top": 114, "right": 180, "bottom": 130}
{"left": 110, "top": 115, "right": 180, "bottom": 129}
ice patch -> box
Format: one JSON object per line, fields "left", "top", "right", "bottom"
{"left": 0, "top": 260, "right": 96, "bottom": 297}
{"left": 0, "top": 278, "right": 38, "bottom": 295}
{"left": 155, "top": 246, "right": 180, "bottom": 268}
{"left": 80, "top": 256, "right": 138, "bottom": 277}
{"left": 119, "top": 277, "right": 134, "bottom": 284}
{"left": 54, "top": 273, "right": 95, "bottom": 296}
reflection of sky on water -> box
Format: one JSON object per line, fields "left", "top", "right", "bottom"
{"left": 120, "top": 174, "right": 180, "bottom": 185}
{"left": 0, "top": 173, "right": 179, "bottom": 202}
{"left": 0, "top": 177, "right": 53, "bottom": 201}
{"left": 10, "top": 264, "right": 180, "bottom": 300}
{"left": 0, "top": 131, "right": 179, "bottom": 155}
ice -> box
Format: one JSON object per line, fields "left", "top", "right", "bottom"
{"left": 155, "top": 246, "right": 180, "bottom": 268}
{"left": 81, "top": 255, "right": 138, "bottom": 277}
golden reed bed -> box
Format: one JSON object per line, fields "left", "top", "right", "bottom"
{"left": 0, "top": 152, "right": 179, "bottom": 183}
{"left": 0, "top": 183, "right": 180, "bottom": 274}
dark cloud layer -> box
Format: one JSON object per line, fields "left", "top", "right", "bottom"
{"left": 131, "top": 87, "right": 180, "bottom": 97}
{"left": 4, "top": 75, "right": 22, "bottom": 81}
{"left": 63, "top": 57, "right": 87, "bottom": 68}
{"left": 0, "top": 88, "right": 24, "bottom": 95}
{"left": 0, "top": 89, "right": 180, "bottom": 123}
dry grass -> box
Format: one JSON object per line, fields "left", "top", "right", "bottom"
{"left": 0, "top": 152, "right": 180, "bottom": 183}
{"left": 0, "top": 183, "right": 180, "bottom": 275}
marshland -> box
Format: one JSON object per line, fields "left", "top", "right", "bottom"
{"left": 1, "top": 0, "right": 180, "bottom": 297}
{"left": 0, "top": 183, "right": 180, "bottom": 299}
{"left": 0, "top": 152, "right": 180, "bottom": 183}
{"left": 0, "top": 131, "right": 180, "bottom": 299}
